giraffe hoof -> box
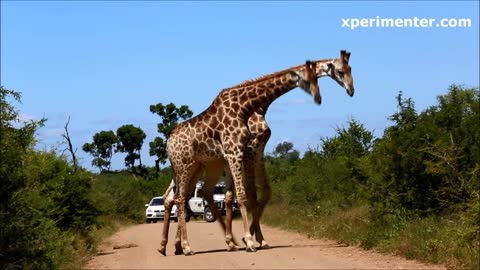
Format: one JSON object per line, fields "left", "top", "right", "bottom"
{"left": 183, "top": 250, "right": 195, "bottom": 256}
{"left": 227, "top": 245, "right": 238, "bottom": 252}
{"left": 157, "top": 248, "right": 166, "bottom": 256}
{"left": 259, "top": 243, "right": 271, "bottom": 249}
{"left": 174, "top": 249, "right": 183, "bottom": 255}
{"left": 246, "top": 246, "right": 257, "bottom": 252}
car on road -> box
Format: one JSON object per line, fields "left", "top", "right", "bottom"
{"left": 145, "top": 196, "right": 177, "bottom": 223}
{"left": 187, "top": 181, "right": 240, "bottom": 223}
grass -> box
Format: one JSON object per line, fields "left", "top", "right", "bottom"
{"left": 79, "top": 216, "right": 137, "bottom": 267}
{"left": 262, "top": 202, "right": 479, "bottom": 269}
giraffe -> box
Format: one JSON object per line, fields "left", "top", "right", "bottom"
{"left": 158, "top": 50, "right": 354, "bottom": 256}
{"left": 222, "top": 50, "right": 355, "bottom": 250}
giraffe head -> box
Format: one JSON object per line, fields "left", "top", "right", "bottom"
{"left": 327, "top": 50, "right": 354, "bottom": 97}
{"left": 296, "top": 60, "right": 322, "bottom": 104}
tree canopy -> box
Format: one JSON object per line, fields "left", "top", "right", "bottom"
{"left": 149, "top": 102, "right": 193, "bottom": 173}
{"left": 116, "top": 124, "right": 146, "bottom": 169}
{"left": 82, "top": 130, "right": 118, "bottom": 172}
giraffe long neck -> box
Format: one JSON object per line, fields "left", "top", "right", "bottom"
{"left": 246, "top": 59, "right": 334, "bottom": 115}
{"left": 207, "top": 59, "right": 334, "bottom": 121}
{"left": 234, "top": 71, "right": 299, "bottom": 118}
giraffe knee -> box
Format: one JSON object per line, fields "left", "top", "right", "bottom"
{"left": 236, "top": 193, "right": 248, "bottom": 206}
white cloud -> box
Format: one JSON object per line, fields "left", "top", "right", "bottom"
{"left": 17, "top": 113, "right": 41, "bottom": 122}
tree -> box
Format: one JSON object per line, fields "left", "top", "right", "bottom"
{"left": 306, "top": 119, "right": 375, "bottom": 204}
{"left": 61, "top": 116, "right": 78, "bottom": 172}
{"left": 321, "top": 118, "right": 374, "bottom": 159}
{"left": 116, "top": 124, "right": 146, "bottom": 169}
{"left": 273, "top": 141, "right": 300, "bottom": 162}
{"left": 265, "top": 141, "right": 300, "bottom": 183}
{"left": 369, "top": 86, "right": 480, "bottom": 214}
{"left": 1, "top": 86, "right": 99, "bottom": 269}
{"left": 1, "top": 86, "right": 45, "bottom": 206}
{"left": 82, "top": 130, "right": 118, "bottom": 172}
{"left": 149, "top": 102, "right": 193, "bottom": 174}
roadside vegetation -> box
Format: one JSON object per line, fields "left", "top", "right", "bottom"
{"left": 262, "top": 85, "right": 479, "bottom": 269}
{"left": 1, "top": 85, "right": 478, "bottom": 269}
{"left": 0, "top": 87, "right": 174, "bottom": 269}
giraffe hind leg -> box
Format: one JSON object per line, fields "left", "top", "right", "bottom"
{"left": 223, "top": 168, "right": 239, "bottom": 251}
{"left": 225, "top": 153, "right": 256, "bottom": 253}
{"left": 175, "top": 164, "right": 203, "bottom": 256}
{"left": 205, "top": 160, "right": 239, "bottom": 251}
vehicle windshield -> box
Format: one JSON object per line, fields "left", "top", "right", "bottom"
{"left": 150, "top": 198, "right": 163, "bottom": 206}
{"left": 215, "top": 186, "right": 225, "bottom": 195}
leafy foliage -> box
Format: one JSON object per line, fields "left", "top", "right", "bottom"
{"left": 0, "top": 87, "right": 100, "bottom": 269}
{"left": 116, "top": 124, "right": 146, "bottom": 169}
{"left": 273, "top": 141, "right": 300, "bottom": 161}
{"left": 263, "top": 85, "right": 479, "bottom": 268}
{"left": 92, "top": 170, "right": 172, "bottom": 222}
{"left": 82, "top": 130, "right": 118, "bottom": 172}
{"left": 369, "top": 86, "right": 480, "bottom": 215}
{"left": 149, "top": 102, "right": 193, "bottom": 173}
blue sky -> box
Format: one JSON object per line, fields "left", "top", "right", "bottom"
{"left": 1, "top": 1, "right": 479, "bottom": 171}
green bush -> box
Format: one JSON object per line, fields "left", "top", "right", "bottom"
{"left": 263, "top": 85, "right": 480, "bottom": 268}
{"left": 1, "top": 87, "right": 95, "bottom": 269}
{"left": 92, "top": 171, "right": 172, "bottom": 222}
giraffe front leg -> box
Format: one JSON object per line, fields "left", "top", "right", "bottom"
{"left": 226, "top": 154, "right": 256, "bottom": 253}
{"left": 243, "top": 152, "right": 262, "bottom": 247}
{"left": 252, "top": 182, "right": 271, "bottom": 249}
{"left": 251, "top": 150, "right": 272, "bottom": 249}
{"left": 174, "top": 223, "right": 183, "bottom": 255}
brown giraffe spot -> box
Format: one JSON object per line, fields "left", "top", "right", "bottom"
{"left": 206, "top": 128, "right": 214, "bottom": 138}
{"left": 210, "top": 106, "right": 217, "bottom": 114}
{"left": 210, "top": 117, "right": 219, "bottom": 129}
{"left": 224, "top": 117, "right": 231, "bottom": 126}
{"left": 232, "top": 103, "right": 240, "bottom": 112}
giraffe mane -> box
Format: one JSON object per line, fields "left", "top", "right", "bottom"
{"left": 224, "top": 69, "right": 291, "bottom": 90}
{"left": 222, "top": 59, "right": 332, "bottom": 91}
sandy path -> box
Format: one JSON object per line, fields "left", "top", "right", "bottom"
{"left": 86, "top": 220, "right": 443, "bottom": 269}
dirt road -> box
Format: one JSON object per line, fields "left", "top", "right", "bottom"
{"left": 86, "top": 220, "right": 443, "bottom": 269}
